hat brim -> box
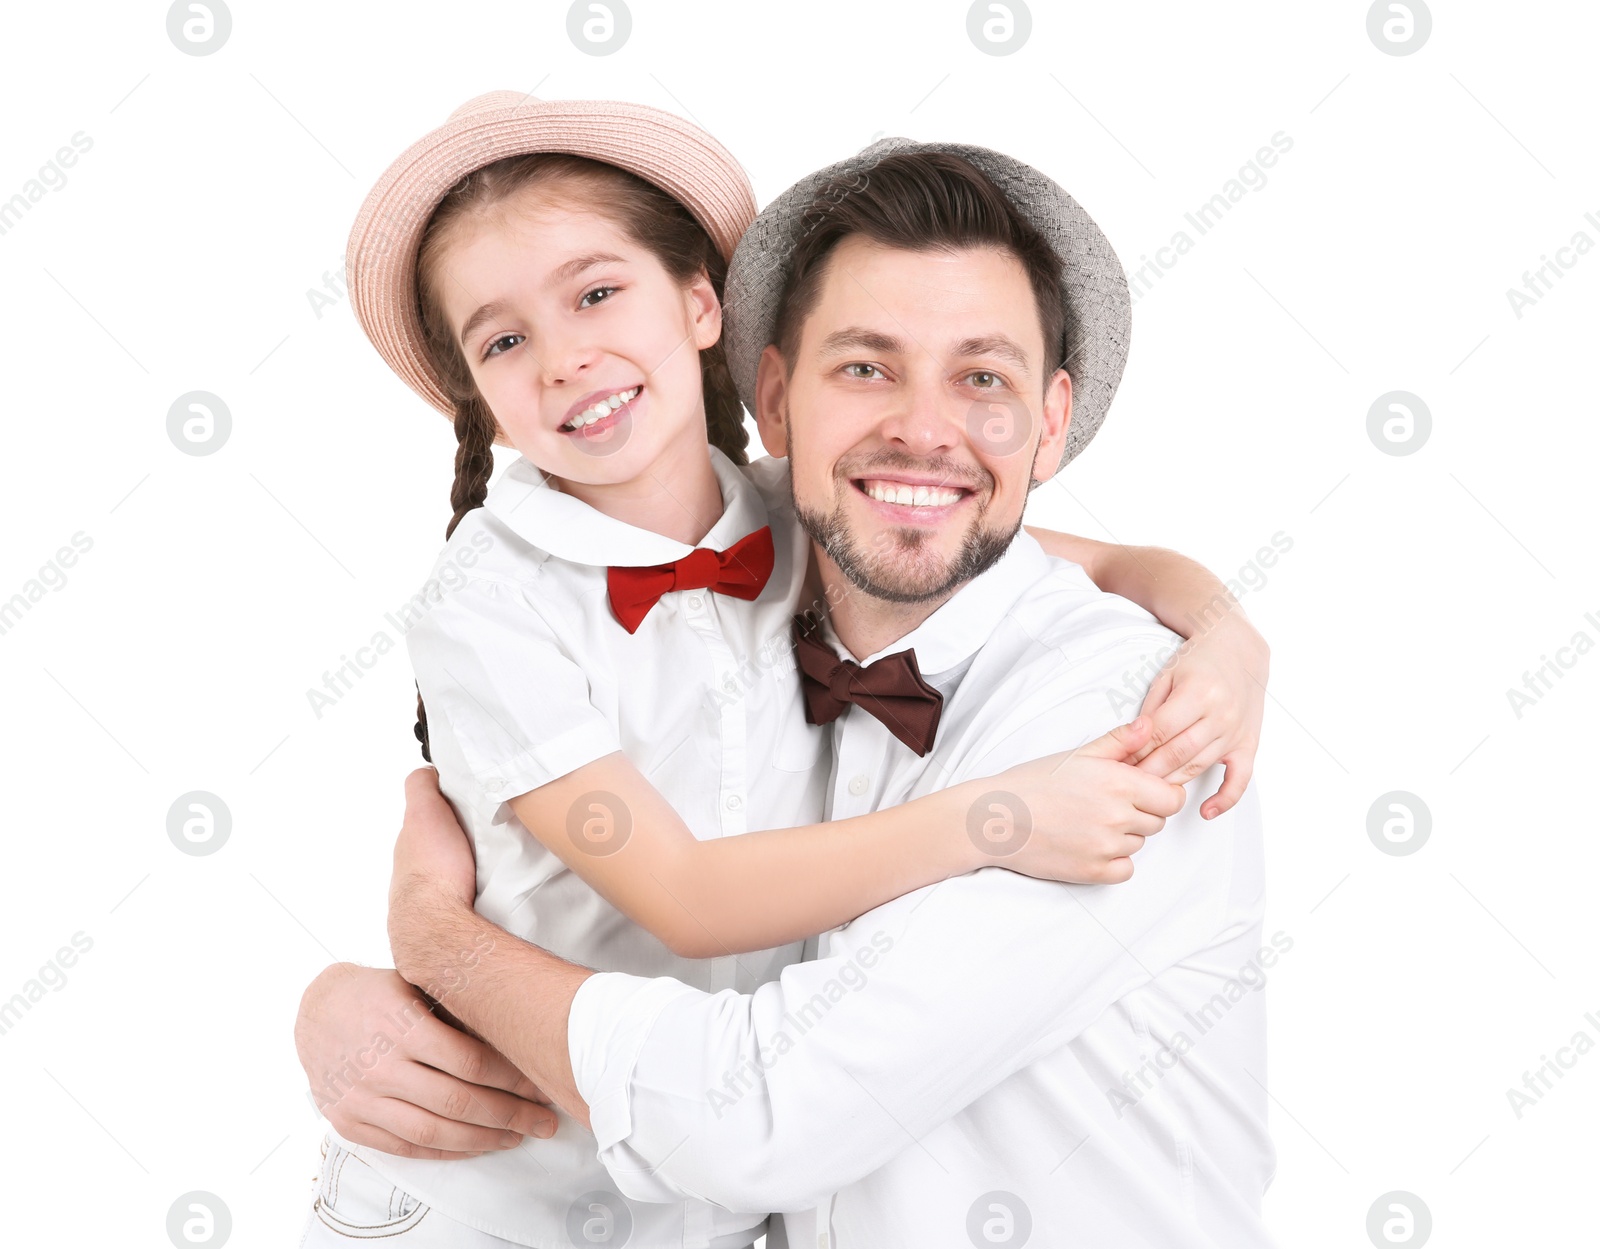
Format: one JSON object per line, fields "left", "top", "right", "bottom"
{"left": 721, "top": 137, "right": 1131, "bottom": 472}
{"left": 347, "top": 95, "right": 757, "bottom": 431}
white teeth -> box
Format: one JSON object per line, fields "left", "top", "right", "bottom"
{"left": 862, "top": 479, "right": 962, "bottom": 507}
{"left": 563, "top": 387, "right": 639, "bottom": 430}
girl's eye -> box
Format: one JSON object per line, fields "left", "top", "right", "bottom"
{"left": 579, "top": 284, "right": 618, "bottom": 308}
{"left": 483, "top": 333, "right": 524, "bottom": 360}
{"left": 843, "top": 363, "right": 886, "bottom": 380}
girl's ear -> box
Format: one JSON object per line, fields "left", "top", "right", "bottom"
{"left": 685, "top": 270, "right": 723, "bottom": 351}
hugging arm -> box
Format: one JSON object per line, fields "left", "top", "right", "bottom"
{"left": 299, "top": 576, "right": 1183, "bottom": 1159}
{"left": 1025, "top": 527, "right": 1270, "bottom": 817}
{"left": 564, "top": 673, "right": 1258, "bottom": 1212}
{"left": 505, "top": 727, "right": 1181, "bottom": 960}
{"left": 415, "top": 576, "right": 1182, "bottom": 965}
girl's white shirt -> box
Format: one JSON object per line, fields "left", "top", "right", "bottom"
{"left": 336, "top": 447, "right": 827, "bottom": 1249}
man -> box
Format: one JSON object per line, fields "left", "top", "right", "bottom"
{"left": 301, "top": 140, "right": 1276, "bottom": 1245}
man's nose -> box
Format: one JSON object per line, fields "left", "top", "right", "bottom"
{"left": 876, "top": 374, "right": 962, "bottom": 456}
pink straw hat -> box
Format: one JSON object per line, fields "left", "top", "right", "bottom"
{"left": 346, "top": 92, "right": 757, "bottom": 431}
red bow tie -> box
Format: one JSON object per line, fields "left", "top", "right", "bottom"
{"left": 607, "top": 526, "right": 775, "bottom": 634}
{"left": 792, "top": 611, "right": 944, "bottom": 756}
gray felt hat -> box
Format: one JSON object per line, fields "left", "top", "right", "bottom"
{"left": 721, "top": 136, "right": 1132, "bottom": 471}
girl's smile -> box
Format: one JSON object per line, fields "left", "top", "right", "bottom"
{"left": 560, "top": 383, "right": 643, "bottom": 432}
{"left": 560, "top": 384, "right": 644, "bottom": 454}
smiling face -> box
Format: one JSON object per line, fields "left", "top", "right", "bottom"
{"left": 756, "top": 235, "right": 1071, "bottom": 604}
{"left": 433, "top": 180, "right": 721, "bottom": 485}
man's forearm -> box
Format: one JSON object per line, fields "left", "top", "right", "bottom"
{"left": 395, "top": 895, "right": 596, "bottom": 1131}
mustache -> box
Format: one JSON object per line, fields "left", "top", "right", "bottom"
{"left": 839, "top": 451, "right": 992, "bottom": 492}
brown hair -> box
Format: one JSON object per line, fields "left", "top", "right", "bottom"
{"left": 407, "top": 152, "right": 749, "bottom": 760}
{"left": 773, "top": 152, "right": 1067, "bottom": 384}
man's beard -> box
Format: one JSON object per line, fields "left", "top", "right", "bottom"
{"left": 793, "top": 485, "right": 1022, "bottom": 605}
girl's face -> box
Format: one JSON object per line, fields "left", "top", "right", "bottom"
{"left": 436, "top": 181, "right": 721, "bottom": 485}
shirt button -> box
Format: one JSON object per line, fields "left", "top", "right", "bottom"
{"left": 722, "top": 674, "right": 739, "bottom": 693}
{"left": 726, "top": 794, "right": 743, "bottom": 810}
{"left": 686, "top": 593, "right": 703, "bottom": 609}
{"left": 847, "top": 774, "right": 869, "bottom": 796}
{"left": 484, "top": 777, "right": 504, "bottom": 793}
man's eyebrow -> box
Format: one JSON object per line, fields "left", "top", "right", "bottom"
{"left": 456, "top": 253, "right": 628, "bottom": 349}
{"left": 954, "top": 334, "right": 1033, "bottom": 375}
{"left": 816, "top": 327, "right": 907, "bottom": 357}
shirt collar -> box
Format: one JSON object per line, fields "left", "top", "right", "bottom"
{"left": 484, "top": 445, "right": 768, "bottom": 568}
{"left": 816, "top": 530, "right": 1053, "bottom": 677}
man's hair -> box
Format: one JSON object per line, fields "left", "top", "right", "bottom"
{"left": 772, "top": 152, "right": 1068, "bottom": 388}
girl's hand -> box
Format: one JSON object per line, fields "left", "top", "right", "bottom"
{"left": 1131, "top": 617, "right": 1269, "bottom": 820}
{"left": 963, "top": 717, "right": 1186, "bottom": 885}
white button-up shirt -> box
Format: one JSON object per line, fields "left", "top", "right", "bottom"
{"left": 567, "top": 532, "right": 1278, "bottom": 1247}
{"left": 340, "top": 448, "right": 828, "bottom": 1249}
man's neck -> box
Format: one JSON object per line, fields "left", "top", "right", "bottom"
{"left": 815, "top": 551, "right": 962, "bottom": 661}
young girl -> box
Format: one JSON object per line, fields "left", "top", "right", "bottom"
{"left": 304, "top": 93, "right": 1268, "bottom": 1248}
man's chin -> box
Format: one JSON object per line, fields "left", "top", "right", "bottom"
{"left": 829, "top": 534, "right": 1002, "bottom": 605}
{"left": 795, "top": 497, "right": 1020, "bottom": 606}
{"left": 844, "top": 551, "right": 969, "bottom": 603}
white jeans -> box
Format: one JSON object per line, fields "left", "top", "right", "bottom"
{"left": 298, "top": 1135, "right": 769, "bottom": 1247}
{"left": 298, "top": 1136, "right": 518, "bottom": 1246}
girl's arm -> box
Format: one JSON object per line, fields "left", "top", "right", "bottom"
{"left": 1024, "top": 527, "right": 1270, "bottom": 818}
{"left": 509, "top": 717, "right": 1179, "bottom": 960}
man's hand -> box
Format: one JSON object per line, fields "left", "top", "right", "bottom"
{"left": 388, "top": 768, "right": 478, "bottom": 985}
{"left": 295, "top": 963, "right": 559, "bottom": 1159}
{"left": 382, "top": 767, "right": 597, "bottom": 1133}
{"left": 393, "top": 766, "right": 477, "bottom": 907}
{"left": 1132, "top": 615, "right": 1269, "bottom": 820}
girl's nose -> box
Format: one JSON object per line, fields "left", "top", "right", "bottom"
{"left": 531, "top": 328, "right": 600, "bottom": 387}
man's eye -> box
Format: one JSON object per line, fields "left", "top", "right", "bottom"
{"left": 579, "top": 285, "right": 618, "bottom": 308}
{"left": 968, "top": 371, "right": 1003, "bottom": 389}
{"left": 844, "top": 363, "right": 885, "bottom": 380}
{"left": 484, "top": 334, "right": 524, "bottom": 359}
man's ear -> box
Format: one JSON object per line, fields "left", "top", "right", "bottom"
{"left": 754, "top": 343, "right": 791, "bottom": 459}
{"left": 1030, "top": 368, "right": 1073, "bottom": 485}
{"left": 686, "top": 270, "right": 722, "bottom": 351}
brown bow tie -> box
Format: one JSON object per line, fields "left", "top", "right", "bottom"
{"left": 792, "top": 612, "right": 943, "bottom": 756}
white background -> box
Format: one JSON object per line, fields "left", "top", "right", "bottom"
{"left": 1, "top": 1, "right": 1595, "bottom": 1245}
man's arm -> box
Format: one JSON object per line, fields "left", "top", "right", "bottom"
{"left": 568, "top": 780, "right": 1256, "bottom": 1213}
{"left": 563, "top": 630, "right": 1264, "bottom": 1214}
{"left": 293, "top": 962, "right": 561, "bottom": 1158}
{"left": 292, "top": 766, "right": 598, "bottom": 1159}
{"left": 385, "top": 770, "right": 600, "bottom": 1133}
{"left": 389, "top": 892, "right": 598, "bottom": 1130}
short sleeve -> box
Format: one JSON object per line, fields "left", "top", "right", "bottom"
{"left": 405, "top": 577, "right": 620, "bottom": 800}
